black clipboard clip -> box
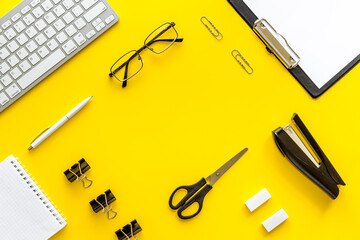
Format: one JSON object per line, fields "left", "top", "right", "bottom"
{"left": 64, "top": 158, "right": 93, "bottom": 188}
{"left": 90, "top": 189, "right": 117, "bottom": 219}
{"left": 115, "top": 220, "right": 142, "bottom": 240}
{"left": 273, "top": 113, "right": 345, "bottom": 199}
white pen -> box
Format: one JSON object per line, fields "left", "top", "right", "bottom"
{"left": 28, "top": 96, "right": 93, "bottom": 151}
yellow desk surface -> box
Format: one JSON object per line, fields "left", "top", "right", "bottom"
{"left": 1, "top": 0, "right": 359, "bottom": 239}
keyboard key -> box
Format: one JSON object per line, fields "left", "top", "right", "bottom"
{"left": 92, "top": 18, "right": 102, "bottom": 27}
{"left": 81, "top": 0, "right": 98, "bottom": 10}
{"left": 14, "top": 21, "right": 26, "bottom": 33}
{"left": 0, "top": 62, "right": 10, "bottom": 74}
{"left": 38, "top": 46, "right": 50, "bottom": 58}
{"left": 105, "top": 15, "right": 115, "bottom": 24}
{"left": 0, "top": 74, "right": 12, "bottom": 86}
{"left": 24, "top": 14, "right": 35, "bottom": 25}
{"left": 11, "top": 13, "right": 22, "bottom": 22}
{"left": 74, "top": 18, "right": 86, "bottom": 30}
{"left": 62, "top": 39, "right": 77, "bottom": 54}
{"left": 54, "top": 19, "right": 66, "bottom": 31}
{"left": 35, "top": 19, "right": 47, "bottom": 31}
{"left": 4, "top": 28, "right": 16, "bottom": 40}
{"left": 52, "top": 0, "right": 62, "bottom": 4}
{"left": 35, "top": 33, "right": 47, "bottom": 45}
{"left": 86, "top": 29, "right": 95, "bottom": 39}
{"left": 25, "top": 26, "right": 38, "bottom": 38}
{"left": 95, "top": 22, "right": 105, "bottom": 31}
{"left": 10, "top": 67, "right": 22, "bottom": 80}
{"left": 16, "top": 33, "right": 28, "bottom": 46}
{"left": 31, "top": 0, "right": 41, "bottom": 7}
{"left": 21, "top": 6, "right": 31, "bottom": 15}
{"left": 47, "top": 39, "right": 59, "bottom": 51}
{"left": 83, "top": 2, "right": 106, "bottom": 23}
{"left": 19, "top": 60, "right": 31, "bottom": 73}
{"left": 17, "top": 48, "right": 29, "bottom": 60}
{"left": 72, "top": 5, "right": 84, "bottom": 17}
{"left": 7, "top": 55, "right": 20, "bottom": 67}
{"left": 2, "top": 20, "right": 12, "bottom": 30}
{"left": 56, "top": 32, "right": 68, "bottom": 43}
{"left": 44, "top": 12, "right": 56, "bottom": 24}
{"left": 7, "top": 40, "right": 19, "bottom": 52}
{"left": 26, "top": 40, "right": 38, "bottom": 52}
{"left": 63, "top": 12, "right": 75, "bottom": 24}
{"left": 0, "top": 92, "right": 10, "bottom": 106}
{"left": 42, "top": 0, "right": 54, "bottom": 11}
{"left": 5, "top": 83, "right": 21, "bottom": 98}
{"left": 73, "top": 32, "right": 86, "bottom": 46}
{"left": 32, "top": 6, "right": 45, "bottom": 18}
{"left": 65, "top": 25, "right": 77, "bottom": 37}
{"left": 28, "top": 53, "right": 40, "bottom": 65}
{"left": 54, "top": 5, "right": 66, "bottom": 17}
{"left": 0, "top": 35, "right": 7, "bottom": 47}
{"left": 18, "top": 49, "right": 66, "bottom": 89}
{"left": 44, "top": 26, "right": 56, "bottom": 38}
{"left": 0, "top": 48, "right": 10, "bottom": 60}
{"left": 63, "top": 0, "right": 75, "bottom": 10}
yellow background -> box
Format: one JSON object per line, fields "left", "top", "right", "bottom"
{"left": 0, "top": 0, "right": 359, "bottom": 239}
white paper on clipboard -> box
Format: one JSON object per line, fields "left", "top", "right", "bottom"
{"left": 244, "top": 0, "right": 360, "bottom": 89}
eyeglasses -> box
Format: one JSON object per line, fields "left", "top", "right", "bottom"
{"left": 109, "top": 22, "right": 184, "bottom": 87}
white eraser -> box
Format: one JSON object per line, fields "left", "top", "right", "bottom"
{"left": 262, "top": 208, "right": 288, "bottom": 232}
{"left": 245, "top": 188, "right": 271, "bottom": 212}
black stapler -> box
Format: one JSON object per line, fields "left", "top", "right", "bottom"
{"left": 273, "top": 113, "right": 345, "bottom": 199}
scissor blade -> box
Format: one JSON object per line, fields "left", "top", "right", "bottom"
{"left": 206, "top": 148, "right": 248, "bottom": 186}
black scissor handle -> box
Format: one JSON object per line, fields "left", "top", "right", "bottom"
{"left": 169, "top": 178, "right": 207, "bottom": 210}
{"left": 177, "top": 185, "right": 212, "bottom": 220}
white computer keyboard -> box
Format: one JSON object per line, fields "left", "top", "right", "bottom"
{"left": 0, "top": 0, "right": 118, "bottom": 112}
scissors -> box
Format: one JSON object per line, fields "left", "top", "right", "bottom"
{"left": 169, "top": 148, "right": 248, "bottom": 219}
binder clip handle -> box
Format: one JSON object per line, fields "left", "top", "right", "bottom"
{"left": 79, "top": 174, "right": 93, "bottom": 188}
{"left": 105, "top": 205, "right": 118, "bottom": 220}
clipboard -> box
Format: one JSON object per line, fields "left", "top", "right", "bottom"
{"left": 227, "top": 0, "right": 360, "bottom": 98}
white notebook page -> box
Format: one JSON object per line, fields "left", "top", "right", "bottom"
{"left": 0, "top": 155, "right": 66, "bottom": 240}
{"left": 243, "top": 0, "right": 360, "bottom": 88}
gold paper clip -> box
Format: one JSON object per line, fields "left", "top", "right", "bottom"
{"left": 232, "top": 49, "right": 253, "bottom": 74}
{"left": 200, "top": 16, "right": 223, "bottom": 40}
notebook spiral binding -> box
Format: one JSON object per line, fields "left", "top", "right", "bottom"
{"left": 9, "top": 158, "right": 67, "bottom": 225}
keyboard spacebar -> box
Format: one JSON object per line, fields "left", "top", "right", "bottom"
{"left": 17, "top": 49, "right": 66, "bottom": 89}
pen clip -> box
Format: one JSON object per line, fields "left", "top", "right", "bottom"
{"left": 30, "top": 128, "right": 50, "bottom": 144}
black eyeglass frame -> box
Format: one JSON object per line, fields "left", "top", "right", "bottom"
{"left": 109, "top": 22, "right": 184, "bottom": 87}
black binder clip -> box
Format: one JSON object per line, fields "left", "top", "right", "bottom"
{"left": 64, "top": 158, "right": 93, "bottom": 188}
{"left": 115, "top": 220, "right": 142, "bottom": 240}
{"left": 273, "top": 113, "right": 345, "bottom": 199}
{"left": 90, "top": 189, "right": 117, "bottom": 220}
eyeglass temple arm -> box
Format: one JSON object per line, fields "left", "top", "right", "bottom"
{"left": 122, "top": 62, "right": 129, "bottom": 88}
{"left": 110, "top": 38, "right": 183, "bottom": 76}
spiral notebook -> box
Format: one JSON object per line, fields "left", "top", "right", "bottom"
{"left": 0, "top": 155, "right": 67, "bottom": 240}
